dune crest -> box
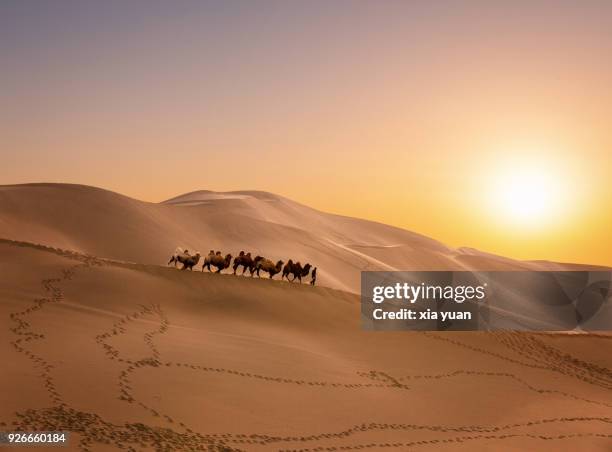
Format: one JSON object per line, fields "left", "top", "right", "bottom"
{"left": 0, "top": 183, "right": 606, "bottom": 293}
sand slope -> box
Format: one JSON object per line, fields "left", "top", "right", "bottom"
{"left": 0, "top": 184, "right": 605, "bottom": 294}
{"left": 1, "top": 240, "right": 611, "bottom": 451}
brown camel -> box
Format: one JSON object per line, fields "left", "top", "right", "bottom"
{"left": 255, "top": 258, "right": 284, "bottom": 279}
{"left": 281, "top": 259, "right": 294, "bottom": 280}
{"left": 168, "top": 247, "right": 189, "bottom": 267}
{"left": 180, "top": 253, "right": 202, "bottom": 271}
{"left": 203, "top": 251, "right": 232, "bottom": 273}
{"left": 250, "top": 256, "right": 264, "bottom": 276}
{"left": 168, "top": 248, "right": 201, "bottom": 270}
{"left": 282, "top": 260, "right": 312, "bottom": 283}
{"left": 233, "top": 251, "right": 259, "bottom": 276}
{"left": 233, "top": 251, "right": 253, "bottom": 275}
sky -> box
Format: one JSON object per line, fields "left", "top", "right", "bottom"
{"left": 1, "top": 0, "right": 611, "bottom": 266}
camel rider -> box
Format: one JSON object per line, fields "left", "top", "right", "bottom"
{"left": 310, "top": 267, "right": 317, "bottom": 286}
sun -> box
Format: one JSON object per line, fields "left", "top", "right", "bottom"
{"left": 491, "top": 163, "right": 562, "bottom": 227}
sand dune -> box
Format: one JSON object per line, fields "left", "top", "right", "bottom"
{"left": 1, "top": 184, "right": 610, "bottom": 450}
{"left": 1, "top": 240, "right": 611, "bottom": 450}
{"left": 0, "top": 184, "right": 605, "bottom": 294}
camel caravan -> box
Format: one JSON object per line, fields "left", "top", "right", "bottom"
{"left": 168, "top": 248, "right": 317, "bottom": 285}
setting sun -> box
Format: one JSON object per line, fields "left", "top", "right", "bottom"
{"left": 495, "top": 165, "right": 560, "bottom": 226}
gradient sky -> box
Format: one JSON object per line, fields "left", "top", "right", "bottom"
{"left": 1, "top": 0, "right": 611, "bottom": 265}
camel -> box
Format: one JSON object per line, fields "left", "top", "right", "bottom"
{"left": 203, "top": 251, "right": 232, "bottom": 273}
{"left": 282, "top": 260, "right": 312, "bottom": 283}
{"left": 180, "top": 253, "right": 202, "bottom": 270}
{"left": 255, "top": 258, "right": 284, "bottom": 279}
{"left": 168, "top": 247, "right": 188, "bottom": 267}
{"left": 234, "top": 252, "right": 264, "bottom": 277}
{"left": 250, "top": 256, "right": 264, "bottom": 276}
{"left": 167, "top": 248, "right": 201, "bottom": 270}
{"left": 298, "top": 263, "right": 313, "bottom": 283}
{"left": 281, "top": 259, "right": 294, "bottom": 280}
{"left": 233, "top": 251, "right": 257, "bottom": 276}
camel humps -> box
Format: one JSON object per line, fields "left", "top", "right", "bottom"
{"left": 281, "top": 260, "right": 312, "bottom": 283}
{"left": 232, "top": 251, "right": 263, "bottom": 276}
{"left": 167, "top": 247, "right": 317, "bottom": 284}
{"left": 203, "top": 250, "right": 232, "bottom": 273}
{"left": 167, "top": 248, "right": 201, "bottom": 270}
{"left": 254, "top": 258, "right": 284, "bottom": 279}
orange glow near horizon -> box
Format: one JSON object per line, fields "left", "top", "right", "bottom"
{"left": 1, "top": 1, "right": 610, "bottom": 266}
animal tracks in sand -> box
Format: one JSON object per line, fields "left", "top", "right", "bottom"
{"left": 2, "top": 239, "right": 612, "bottom": 450}
{"left": 96, "top": 303, "right": 612, "bottom": 449}
{"left": 423, "top": 331, "right": 612, "bottom": 391}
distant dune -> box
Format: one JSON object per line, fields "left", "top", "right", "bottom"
{"left": 1, "top": 240, "right": 611, "bottom": 450}
{"left": 0, "top": 183, "right": 605, "bottom": 293}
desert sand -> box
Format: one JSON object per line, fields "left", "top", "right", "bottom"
{"left": 1, "top": 183, "right": 611, "bottom": 451}
{"left": 0, "top": 184, "right": 605, "bottom": 294}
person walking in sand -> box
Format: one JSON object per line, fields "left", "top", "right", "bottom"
{"left": 310, "top": 267, "right": 317, "bottom": 286}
